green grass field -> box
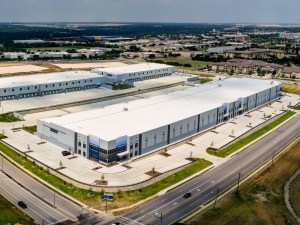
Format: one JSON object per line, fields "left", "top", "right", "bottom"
{"left": 22, "top": 125, "right": 37, "bottom": 134}
{"left": 160, "top": 58, "right": 212, "bottom": 69}
{"left": 207, "top": 111, "right": 296, "bottom": 158}
{"left": 0, "top": 113, "right": 21, "bottom": 122}
{"left": 0, "top": 193, "right": 35, "bottom": 225}
{"left": 110, "top": 83, "right": 132, "bottom": 90}
{"left": 0, "top": 139, "right": 212, "bottom": 211}
{"left": 185, "top": 141, "right": 300, "bottom": 225}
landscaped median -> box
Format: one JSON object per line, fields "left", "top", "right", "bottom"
{"left": 207, "top": 110, "right": 296, "bottom": 158}
{"left": 0, "top": 138, "right": 212, "bottom": 211}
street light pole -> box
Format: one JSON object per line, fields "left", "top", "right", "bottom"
{"left": 53, "top": 191, "right": 56, "bottom": 208}
{"left": 213, "top": 187, "right": 220, "bottom": 210}
{"left": 105, "top": 198, "right": 108, "bottom": 213}
{"left": 272, "top": 151, "right": 275, "bottom": 168}
{"left": 237, "top": 172, "right": 241, "bottom": 193}
{"left": 1, "top": 155, "right": 3, "bottom": 172}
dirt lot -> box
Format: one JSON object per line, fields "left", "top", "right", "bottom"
{"left": 0, "top": 65, "right": 47, "bottom": 75}
{"left": 0, "top": 61, "right": 126, "bottom": 76}
{"left": 186, "top": 140, "right": 300, "bottom": 225}
{"left": 283, "top": 83, "right": 300, "bottom": 95}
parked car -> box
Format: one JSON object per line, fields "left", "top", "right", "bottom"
{"left": 183, "top": 192, "right": 192, "bottom": 198}
{"left": 61, "top": 151, "right": 71, "bottom": 156}
{"left": 18, "top": 201, "right": 27, "bottom": 209}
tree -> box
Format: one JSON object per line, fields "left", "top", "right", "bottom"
{"left": 148, "top": 54, "right": 156, "bottom": 59}
{"left": 229, "top": 68, "right": 234, "bottom": 75}
{"left": 272, "top": 70, "right": 277, "bottom": 77}
{"left": 129, "top": 45, "right": 141, "bottom": 52}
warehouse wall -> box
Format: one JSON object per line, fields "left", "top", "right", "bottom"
{"left": 37, "top": 120, "right": 76, "bottom": 153}
{"left": 0, "top": 76, "right": 106, "bottom": 101}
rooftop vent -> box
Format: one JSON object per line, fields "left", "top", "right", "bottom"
{"left": 123, "top": 107, "right": 128, "bottom": 111}
{"left": 218, "top": 84, "right": 222, "bottom": 87}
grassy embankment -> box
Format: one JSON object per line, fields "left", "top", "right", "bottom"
{"left": 0, "top": 194, "right": 35, "bottom": 225}
{"left": 185, "top": 141, "right": 300, "bottom": 225}
{"left": 207, "top": 111, "right": 296, "bottom": 158}
{"left": 290, "top": 173, "right": 300, "bottom": 220}
{"left": 0, "top": 138, "right": 211, "bottom": 211}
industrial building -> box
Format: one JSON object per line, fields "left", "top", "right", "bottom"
{"left": 37, "top": 78, "right": 282, "bottom": 164}
{"left": 0, "top": 63, "right": 177, "bottom": 101}
{"left": 92, "top": 63, "right": 176, "bottom": 82}
{"left": 0, "top": 71, "right": 106, "bottom": 101}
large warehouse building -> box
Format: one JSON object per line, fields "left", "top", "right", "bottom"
{"left": 0, "top": 63, "right": 176, "bottom": 101}
{"left": 37, "top": 78, "right": 282, "bottom": 164}
{"left": 0, "top": 71, "right": 106, "bottom": 101}
{"left": 92, "top": 63, "right": 176, "bottom": 82}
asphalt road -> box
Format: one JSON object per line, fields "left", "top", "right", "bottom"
{"left": 106, "top": 114, "right": 300, "bottom": 225}
{"left": 0, "top": 155, "right": 106, "bottom": 225}
{"left": 0, "top": 170, "right": 68, "bottom": 225}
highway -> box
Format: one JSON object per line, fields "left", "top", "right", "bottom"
{"left": 0, "top": 170, "right": 68, "bottom": 224}
{"left": 106, "top": 114, "right": 300, "bottom": 225}
{"left": 0, "top": 154, "right": 105, "bottom": 225}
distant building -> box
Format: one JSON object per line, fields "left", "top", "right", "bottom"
{"left": 212, "top": 59, "right": 283, "bottom": 75}
{"left": 278, "top": 32, "right": 300, "bottom": 40}
{"left": 92, "top": 63, "right": 176, "bottom": 82}
{"left": 282, "top": 67, "right": 300, "bottom": 79}
{"left": 207, "top": 44, "right": 251, "bottom": 54}
{"left": 223, "top": 34, "right": 251, "bottom": 43}
{"left": 225, "top": 48, "right": 285, "bottom": 59}
{"left": 13, "top": 39, "right": 46, "bottom": 44}
{"left": 2, "top": 52, "right": 30, "bottom": 60}
{"left": 0, "top": 71, "right": 106, "bottom": 101}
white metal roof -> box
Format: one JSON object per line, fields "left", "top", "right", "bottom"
{"left": 0, "top": 71, "right": 102, "bottom": 89}
{"left": 41, "top": 78, "right": 281, "bottom": 141}
{"left": 92, "top": 63, "right": 175, "bottom": 75}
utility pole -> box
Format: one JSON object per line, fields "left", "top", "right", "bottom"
{"left": 105, "top": 195, "right": 108, "bottom": 213}
{"left": 271, "top": 151, "right": 275, "bottom": 168}
{"left": 155, "top": 212, "right": 163, "bottom": 225}
{"left": 237, "top": 172, "right": 241, "bottom": 193}
{"left": 213, "top": 187, "right": 220, "bottom": 210}
{"left": 53, "top": 191, "right": 56, "bottom": 208}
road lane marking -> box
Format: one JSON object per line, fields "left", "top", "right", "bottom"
{"left": 0, "top": 180, "right": 66, "bottom": 222}
{"left": 134, "top": 180, "right": 212, "bottom": 221}
{"left": 119, "top": 216, "right": 144, "bottom": 225}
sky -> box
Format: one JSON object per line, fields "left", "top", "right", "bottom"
{"left": 0, "top": 0, "right": 300, "bottom": 24}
